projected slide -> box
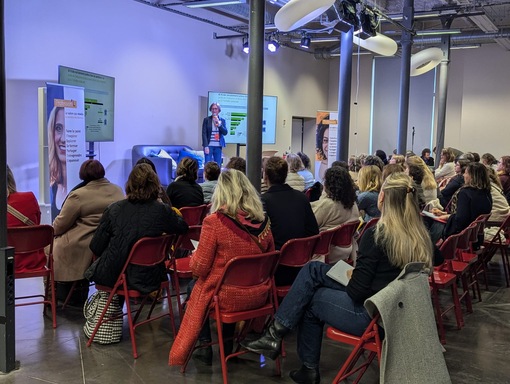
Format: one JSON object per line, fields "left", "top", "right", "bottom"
{"left": 59, "top": 66, "right": 115, "bottom": 142}
{"left": 208, "top": 92, "right": 277, "bottom": 145}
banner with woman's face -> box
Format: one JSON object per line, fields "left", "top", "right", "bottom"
{"left": 315, "top": 111, "right": 338, "bottom": 182}
{"left": 46, "top": 83, "right": 87, "bottom": 220}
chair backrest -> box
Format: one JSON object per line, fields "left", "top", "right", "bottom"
{"left": 304, "top": 182, "right": 322, "bottom": 202}
{"left": 7, "top": 225, "right": 54, "bottom": 256}
{"left": 215, "top": 251, "right": 280, "bottom": 291}
{"left": 331, "top": 220, "right": 361, "bottom": 248}
{"left": 314, "top": 227, "right": 337, "bottom": 256}
{"left": 279, "top": 234, "right": 320, "bottom": 267}
{"left": 180, "top": 204, "right": 208, "bottom": 225}
{"left": 173, "top": 225, "right": 202, "bottom": 253}
{"left": 439, "top": 233, "right": 460, "bottom": 260}
{"left": 128, "top": 234, "right": 175, "bottom": 267}
{"left": 456, "top": 225, "right": 472, "bottom": 251}
{"left": 467, "top": 221, "right": 479, "bottom": 245}
{"left": 357, "top": 217, "right": 380, "bottom": 244}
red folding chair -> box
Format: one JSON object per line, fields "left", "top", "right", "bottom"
{"left": 86, "top": 234, "right": 176, "bottom": 358}
{"left": 180, "top": 251, "right": 281, "bottom": 384}
{"left": 480, "top": 214, "right": 510, "bottom": 288}
{"left": 356, "top": 217, "right": 379, "bottom": 245}
{"left": 313, "top": 227, "right": 338, "bottom": 262}
{"left": 330, "top": 220, "right": 361, "bottom": 264}
{"left": 275, "top": 234, "right": 320, "bottom": 299}
{"left": 429, "top": 233, "right": 463, "bottom": 344}
{"left": 8, "top": 225, "right": 57, "bottom": 328}
{"left": 180, "top": 204, "right": 208, "bottom": 225}
{"left": 167, "top": 225, "right": 202, "bottom": 319}
{"left": 326, "top": 314, "right": 382, "bottom": 384}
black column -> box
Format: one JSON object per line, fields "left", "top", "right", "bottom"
{"left": 246, "top": 0, "right": 264, "bottom": 191}
{"left": 0, "top": 0, "right": 17, "bottom": 373}
{"left": 337, "top": 27, "right": 353, "bottom": 162}
{"left": 397, "top": 0, "right": 414, "bottom": 155}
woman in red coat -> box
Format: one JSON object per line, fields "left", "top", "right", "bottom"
{"left": 6, "top": 165, "right": 45, "bottom": 272}
{"left": 169, "top": 169, "right": 274, "bottom": 366}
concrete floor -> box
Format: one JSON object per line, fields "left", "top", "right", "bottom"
{"left": 2, "top": 258, "right": 510, "bottom": 384}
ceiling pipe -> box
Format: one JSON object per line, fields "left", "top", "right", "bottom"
{"left": 313, "top": 28, "right": 510, "bottom": 59}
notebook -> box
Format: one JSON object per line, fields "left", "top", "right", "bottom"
{"left": 190, "top": 239, "right": 199, "bottom": 250}
{"left": 421, "top": 210, "right": 447, "bottom": 223}
{"left": 326, "top": 260, "right": 354, "bottom": 286}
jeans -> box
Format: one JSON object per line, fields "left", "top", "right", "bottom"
{"left": 205, "top": 146, "right": 222, "bottom": 166}
{"left": 275, "top": 262, "right": 372, "bottom": 367}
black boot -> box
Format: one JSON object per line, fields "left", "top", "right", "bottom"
{"left": 240, "top": 319, "right": 289, "bottom": 360}
{"left": 289, "top": 365, "right": 321, "bottom": 384}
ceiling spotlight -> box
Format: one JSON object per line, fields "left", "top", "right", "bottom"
{"left": 243, "top": 41, "right": 250, "bottom": 54}
{"left": 356, "top": 7, "right": 377, "bottom": 40}
{"left": 337, "top": 0, "right": 359, "bottom": 33}
{"left": 268, "top": 39, "right": 280, "bottom": 52}
{"left": 300, "top": 35, "right": 311, "bottom": 49}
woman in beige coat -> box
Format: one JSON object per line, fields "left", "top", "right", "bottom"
{"left": 52, "top": 160, "right": 124, "bottom": 305}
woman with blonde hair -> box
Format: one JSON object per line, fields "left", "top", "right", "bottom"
{"left": 406, "top": 155, "right": 439, "bottom": 207}
{"left": 170, "top": 169, "right": 275, "bottom": 366}
{"left": 285, "top": 153, "right": 306, "bottom": 191}
{"left": 48, "top": 106, "right": 67, "bottom": 218}
{"left": 357, "top": 165, "right": 382, "bottom": 222}
{"left": 241, "top": 172, "right": 434, "bottom": 383}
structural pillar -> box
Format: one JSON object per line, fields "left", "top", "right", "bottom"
{"left": 246, "top": 0, "right": 265, "bottom": 191}
{"left": 435, "top": 34, "right": 451, "bottom": 165}
{"left": 397, "top": 0, "right": 414, "bottom": 155}
{"left": 337, "top": 27, "right": 353, "bottom": 162}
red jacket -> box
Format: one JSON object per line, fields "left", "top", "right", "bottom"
{"left": 169, "top": 212, "right": 274, "bottom": 366}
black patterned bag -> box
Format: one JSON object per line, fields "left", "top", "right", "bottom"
{"left": 83, "top": 290, "right": 123, "bottom": 344}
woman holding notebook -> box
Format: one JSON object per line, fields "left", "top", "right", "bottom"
{"left": 241, "top": 172, "right": 434, "bottom": 384}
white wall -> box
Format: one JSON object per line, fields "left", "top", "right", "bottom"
{"left": 6, "top": 0, "right": 510, "bottom": 198}
{"left": 5, "top": 0, "right": 329, "bottom": 195}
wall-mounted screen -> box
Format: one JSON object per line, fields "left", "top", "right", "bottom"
{"left": 58, "top": 65, "right": 115, "bottom": 142}
{"left": 208, "top": 91, "right": 277, "bottom": 145}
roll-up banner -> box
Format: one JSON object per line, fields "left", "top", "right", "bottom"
{"left": 46, "top": 83, "right": 86, "bottom": 220}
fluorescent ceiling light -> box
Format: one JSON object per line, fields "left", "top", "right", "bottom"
{"left": 185, "top": 0, "right": 246, "bottom": 8}
{"left": 415, "top": 29, "right": 461, "bottom": 36}
{"left": 290, "top": 37, "right": 339, "bottom": 44}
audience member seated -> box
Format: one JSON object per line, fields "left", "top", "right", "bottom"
{"left": 421, "top": 147, "right": 434, "bottom": 167}
{"left": 439, "top": 153, "right": 474, "bottom": 209}
{"left": 262, "top": 157, "right": 319, "bottom": 285}
{"left": 406, "top": 155, "right": 440, "bottom": 208}
{"left": 374, "top": 149, "right": 388, "bottom": 165}
{"left": 297, "top": 152, "right": 316, "bottom": 190}
{"left": 388, "top": 154, "right": 405, "bottom": 166}
{"left": 166, "top": 158, "right": 204, "bottom": 209}
{"left": 382, "top": 163, "right": 405, "bottom": 181}
{"left": 356, "top": 165, "right": 382, "bottom": 223}
{"left": 285, "top": 153, "right": 306, "bottom": 191}
{"left": 311, "top": 166, "right": 359, "bottom": 264}
{"left": 362, "top": 154, "right": 384, "bottom": 171}
{"left": 406, "top": 163, "right": 426, "bottom": 210}
{"left": 497, "top": 155, "right": 510, "bottom": 200}
{"left": 169, "top": 169, "right": 274, "bottom": 366}
{"left": 200, "top": 161, "right": 220, "bottom": 204}
{"left": 6, "top": 165, "right": 45, "bottom": 273}
{"left": 487, "top": 166, "right": 510, "bottom": 223}
{"left": 86, "top": 164, "right": 188, "bottom": 294}
{"left": 348, "top": 155, "right": 362, "bottom": 184}
{"left": 260, "top": 156, "right": 271, "bottom": 194}
{"left": 241, "top": 173, "right": 435, "bottom": 384}
{"left": 482, "top": 152, "right": 498, "bottom": 171}
{"left": 136, "top": 157, "right": 171, "bottom": 206}
{"left": 435, "top": 147, "right": 456, "bottom": 183}
{"left": 53, "top": 160, "right": 125, "bottom": 306}
{"left": 225, "top": 156, "right": 246, "bottom": 174}
{"left": 439, "top": 162, "right": 493, "bottom": 241}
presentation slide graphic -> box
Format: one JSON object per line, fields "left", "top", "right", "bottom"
{"left": 208, "top": 92, "right": 277, "bottom": 145}
{"left": 59, "top": 66, "right": 115, "bottom": 142}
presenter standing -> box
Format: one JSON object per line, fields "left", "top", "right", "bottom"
{"left": 202, "top": 103, "right": 227, "bottom": 166}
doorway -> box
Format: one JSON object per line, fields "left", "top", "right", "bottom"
{"left": 291, "top": 117, "right": 317, "bottom": 175}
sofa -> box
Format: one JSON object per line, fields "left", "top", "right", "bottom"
{"left": 131, "top": 145, "right": 204, "bottom": 186}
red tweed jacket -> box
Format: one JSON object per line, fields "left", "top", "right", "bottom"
{"left": 169, "top": 211, "right": 274, "bottom": 366}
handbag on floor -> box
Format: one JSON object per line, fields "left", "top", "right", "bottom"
{"left": 83, "top": 290, "right": 123, "bottom": 344}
